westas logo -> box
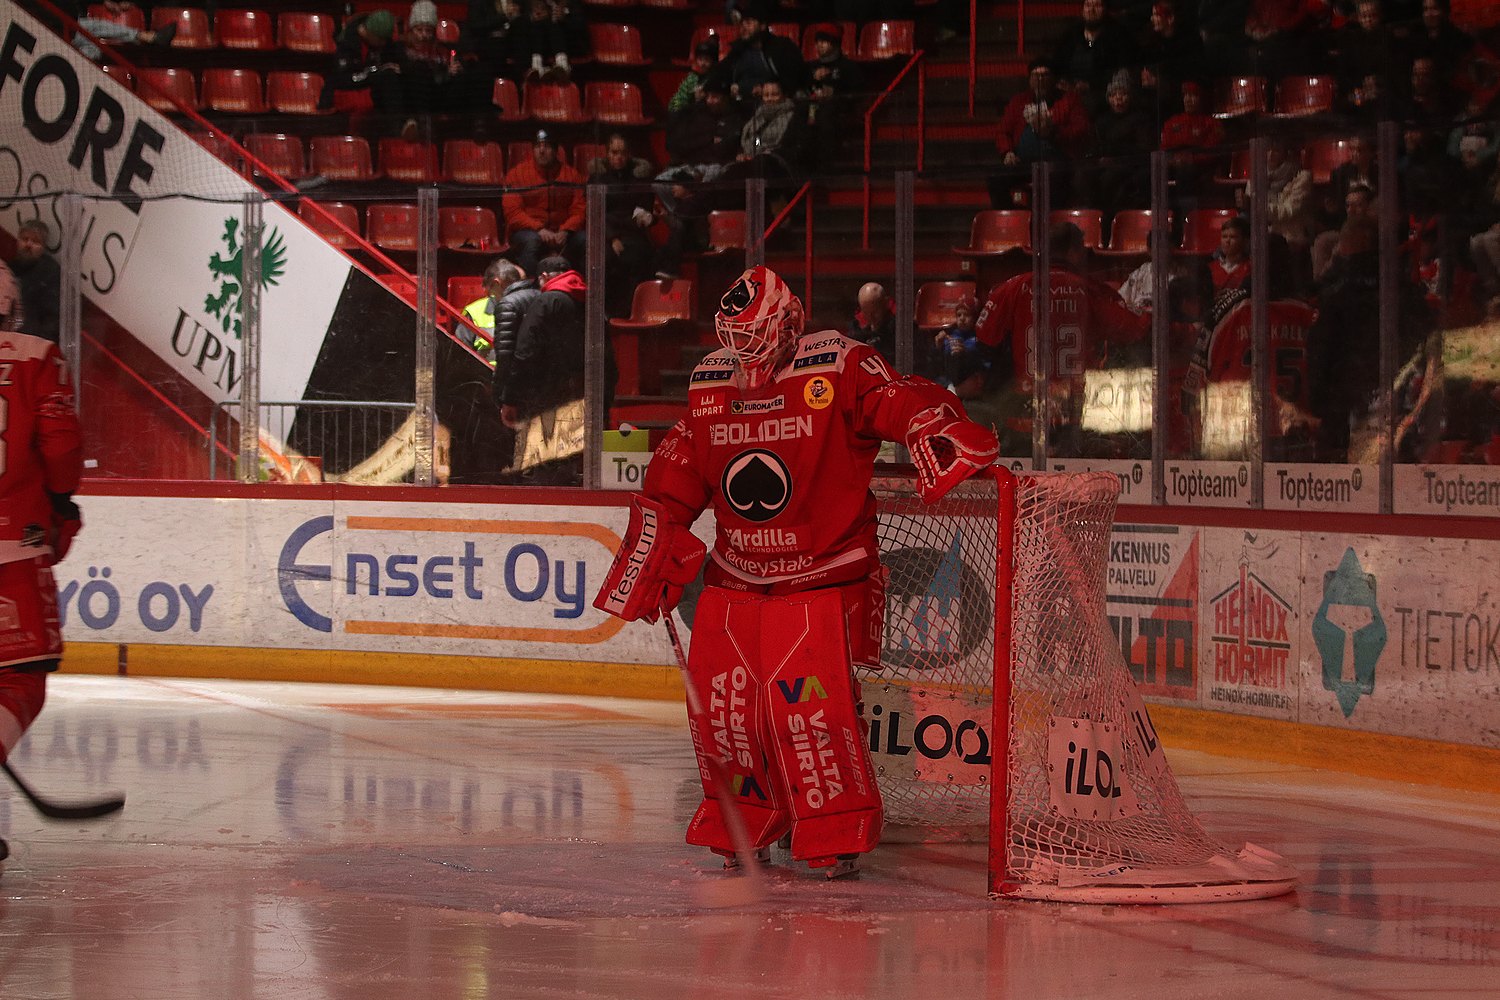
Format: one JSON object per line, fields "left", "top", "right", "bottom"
{"left": 1312, "top": 548, "right": 1386, "bottom": 718}
{"left": 776, "top": 676, "right": 829, "bottom": 703}
{"left": 204, "top": 216, "right": 287, "bottom": 339}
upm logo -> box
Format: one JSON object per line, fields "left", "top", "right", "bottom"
{"left": 776, "top": 675, "right": 828, "bottom": 703}
{"left": 276, "top": 514, "right": 624, "bottom": 644}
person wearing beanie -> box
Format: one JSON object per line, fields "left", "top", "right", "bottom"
{"left": 408, "top": 0, "right": 438, "bottom": 30}
{"left": 319, "top": 9, "right": 402, "bottom": 112}
{"left": 805, "top": 25, "right": 862, "bottom": 163}
{"left": 670, "top": 39, "right": 722, "bottom": 114}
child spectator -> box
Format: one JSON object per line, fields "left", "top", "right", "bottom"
{"left": 932, "top": 294, "right": 991, "bottom": 396}
{"left": 671, "top": 40, "right": 721, "bottom": 114}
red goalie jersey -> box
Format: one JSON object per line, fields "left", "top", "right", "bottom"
{"left": 644, "top": 331, "right": 963, "bottom": 591}
{"left": 0, "top": 331, "right": 81, "bottom": 567}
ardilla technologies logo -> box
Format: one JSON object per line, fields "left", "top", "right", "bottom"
{"left": 204, "top": 216, "right": 287, "bottom": 338}
{"left": 1311, "top": 548, "right": 1386, "bottom": 718}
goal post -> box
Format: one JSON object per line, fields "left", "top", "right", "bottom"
{"left": 863, "top": 467, "right": 1297, "bottom": 904}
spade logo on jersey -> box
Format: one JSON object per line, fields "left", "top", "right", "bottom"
{"left": 720, "top": 275, "right": 761, "bottom": 316}
{"left": 721, "top": 449, "right": 792, "bottom": 522}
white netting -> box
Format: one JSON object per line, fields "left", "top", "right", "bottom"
{"left": 863, "top": 470, "right": 1297, "bottom": 902}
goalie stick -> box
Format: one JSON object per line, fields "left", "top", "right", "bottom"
{"left": 663, "top": 613, "right": 766, "bottom": 905}
{"left": 2, "top": 762, "right": 126, "bottom": 820}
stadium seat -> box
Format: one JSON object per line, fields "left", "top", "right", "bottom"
{"left": 438, "top": 206, "right": 502, "bottom": 253}
{"left": 802, "top": 22, "right": 857, "bottom": 60}
{"left": 954, "top": 210, "right": 1031, "bottom": 256}
{"left": 586, "top": 81, "right": 652, "bottom": 125}
{"left": 525, "top": 82, "right": 588, "bottom": 124}
{"left": 378, "top": 138, "right": 440, "bottom": 182}
{"left": 1305, "top": 136, "right": 1357, "bottom": 184}
{"left": 87, "top": 3, "right": 145, "bottom": 30}
{"left": 706, "top": 210, "right": 746, "bottom": 253}
{"left": 1216, "top": 148, "right": 1252, "bottom": 186}
{"left": 854, "top": 20, "right": 914, "bottom": 61}
{"left": 640, "top": 0, "right": 691, "bottom": 8}
{"left": 491, "top": 77, "right": 526, "bottom": 122}
{"left": 278, "top": 11, "right": 337, "bottom": 53}
{"left": 367, "top": 203, "right": 421, "bottom": 251}
{"left": 202, "top": 68, "right": 267, "bottom": 113}
{"left": 137, "top": 68, "right": 199, "bottom": 112}
{"left": 588, "top": 22, "right": 650, "bottom": 67}
{"left": 583, "top": 0, "right": 636, "bottom": 6}
{"left": 915, "top": 281, "right": 977, "bottom": 331}
{"left": 300, "top": 200, "right": 361, "bottom": 249}
{"left": 447, "top": 275, "right": 487, "bottom": 305}
{"left": 571, "top": 142, "right": 605, "bottom": 171}
{"left": 99, "top": 62, "right": 135, "bottom": 91}
{"left": 1097, "top": 209, "right": 1168, "bottom": 256}
{"left": 1271, "top": 75, "right": 1336, "bottom": 117}
{"left": 151, "top": 7, "right": 214, "bottom": 48}
{"left": 677, "top": 25, "right": 730, "bottom": 65}
{"left": 1050, "top": 209, "right": 1103, "bottom": 250}
{"left": 309, "top": 135, "right": 375, "bottom": 180}
{"left": 1178, "top": 208, "right": 1238, "bottom": 255}
{"left": 609, "top": 278, "right": 695, "bottom": 395}
{"left": 189, "top": 130, "right": 239, "bottom": 163}
{"left": 1213, "top": 76, "right": 1266, "bottom": 119}
{"left": 244, "top": 132, "right": 306, "bottom": 179}
{"left": 444, "top": 140, "right": 505, "bottom": 185}
{"left": 216, "top": 9, "right": 274, "bottom": 50}
{"left": 267, "top": 71, "right": 328, "bottom": 114}
{"left": 435, "top": 19, "right": 460, "bottom": 44}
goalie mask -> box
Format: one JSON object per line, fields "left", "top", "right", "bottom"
{"left": 715, "top": 266, "right": 804, "bottom": 387}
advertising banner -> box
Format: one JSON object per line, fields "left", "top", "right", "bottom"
{"left": 1199, "top": 528, "right": 1301, "bottom": 720}
{"left": 1104, "top": 523, "right": 1200, "bottom": 703}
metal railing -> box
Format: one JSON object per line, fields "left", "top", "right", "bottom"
{"left": 209, "top": 400, "right": 416, "bottom": 481}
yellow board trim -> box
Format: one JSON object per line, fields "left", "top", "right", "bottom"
{"left": 57, "top": 644, "right": 1500, "bottom": 794}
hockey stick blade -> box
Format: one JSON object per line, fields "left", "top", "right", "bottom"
{"left": 2, "top": 762, "right": 125, "bottom": 820}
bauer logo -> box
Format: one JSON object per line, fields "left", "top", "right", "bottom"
{"left": 776, "top": 675, "right": 829, "bottom": 703}
{"left": 1311, "top": 548, "right": 1386, "bottom": 718}
{"left": 1046, "top": 717, "right": 1140, "bottom": 821}
{"left": 880, "top": 531, "right": 989, "bottom": 671}
{"left": 275, "top": 514, "right": 623, "bottom": 645}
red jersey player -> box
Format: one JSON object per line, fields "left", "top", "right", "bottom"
{"left": 0, "top": 327, "right": 83, "bottom": 861}
{"left": 594, "top": 266, "right": 997, "bottom": 877}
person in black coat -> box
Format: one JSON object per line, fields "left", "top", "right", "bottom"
{"left": 11, "top": 220, "right": 60, "bottom": 344}
{"left": 706, "top": 4, "right": 810, "bottom": 107}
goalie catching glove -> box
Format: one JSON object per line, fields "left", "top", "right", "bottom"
{"left": 594, "top": 494, "right": 706, "bottom": 623}
{"left": 906, "top": 404, "right": 998, "bottom": 503}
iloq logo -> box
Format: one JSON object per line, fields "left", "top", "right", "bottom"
{"left": 276, "top": 515, "right": 623, "bottom": 644}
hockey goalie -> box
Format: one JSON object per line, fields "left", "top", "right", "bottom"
{"left": 594, "top": 266, "right": 998, "bottom": 877}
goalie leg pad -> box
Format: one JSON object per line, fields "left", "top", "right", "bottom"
{"left": 760, "top": 588, "right": 884, "bottom": 862}
{"left": 682, "top": 587, "right": 793, "bottom": 852}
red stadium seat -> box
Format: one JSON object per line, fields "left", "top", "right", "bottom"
{"left": 1050, "top": 209, "right": 1104, "bottom": 250}
{"left": 525, "top": 82, "right": 588, "bottom": 123}
{"left": 378, "top": 138, "right": 440, "bottom": 182}
{"left": 915, "top": 281, "right": 977, "bottom": 331}
{"left": 1304, "top": 137, "right": 1357, "bottom": 184}
{"left": 677, "top": 24, "right": 730, "bottom": 65}
{"left": 640, "top": 0, "right": 691, "bottom": 7}
{"left": 571, "top": 142, "right": 605, "bottom": 171}
{"left": 1271, "top": 75, "right": 1336, "bottom": 118}
{"left": 309, "top": 135, "right": 375, "bottom": 180}
{"left": 435, "top": 18, "right": 460, "bottom": 43}
{"left": 802, "top": 22, "right": 857, "bottom": 60}
{"left": 201, "top": 68, "right": 266, "bottom": 113}
{"left": 1098, "top": 209, "right": 1169, "bottom": 256}
{"left": 300, "top": 200, "right": 361, "bottom": 249}
{"left": 448, "top": 275, "right": 487, "bottom": 305}
{"left": 99, "top": 62, "right": 135, "bottom": 91}
{"left": 216, "top": 9, "right": 274, "bottom": 50}
{"left": 444, "top": 140, "right": 505, "bottom": 184}
{"left": 586, "top": 81, "right": 652, "bottom": 125}
{"left": 244, "top": 133, "right": 306, "bottom": 179}
{"left": 1216, "top": 148, "right": 1252, "bottom": 186}
{"left": 189, "top": 130, "right": 239, "bottom": 163}
{"left": 137, "top": 67, "right": 199, "bottom": 112}
{"left": 1178, "top": 208, "right": 1238, "bottom": 255}
{"left": 855, "top": 20, "right": 914, "bottom": 61}
{"left": 492, "top": 77, "right": 526, "bottom": 122}
{"left": 278, "top": 11, "right": 337, "bottom": 53}
{"left": 1213, "top": 76, "right": 1266, "bottom": 120}
{"left": 151, "top": 7, "right": 214, "bottom": 48}
{"left": 610, "top": 278, "right": 695, "bottom": 395}
{"left": 588, "top": 22, "right": 650, "bottom": 67}
{"left": 438, "top": 206, "right": 502, "bottom": 252}
{"left": 954, "top": 210, "right": 1031, "bottom": 256}
{"left": 87, "top": 3, "right": 145, "bottom": 30}
{"left": 583, "top": 0, "right": 636, "bottom": 6}
{"left": 707, "top": 210, "right": 746, "bottom": 253}
{"left": 367, "top": 203, "right": 420, "bottom": 251}
{"left": 267, "top": 71, "right": 329, "bottom": 114}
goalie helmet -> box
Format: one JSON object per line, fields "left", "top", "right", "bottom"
{"left": 715, "top": 266, "right": 804, "bottom": 387}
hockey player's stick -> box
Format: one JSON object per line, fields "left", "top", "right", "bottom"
{"left": 1, "top": 762, "right": 125, "bottom": 820}
{"left": 663, "top": 613, "right": 766, "bottom": 905}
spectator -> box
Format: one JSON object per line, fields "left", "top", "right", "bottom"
{"left": 1313, "top": 181, "right": 1375, "bottom": 281}
{"left": 1160, "top": 80, "right": 1224, "bottom": 198}
{"left": 0, "top": 256, "right": 19, "bottom": 331}
{"left": 523, "top": 0, "right": 587, "bottom": 82}
{"left": 1470, "top": 158, "right": 1500, "bottom": 316}
{"left": 501, "top": 130, "right": 587, "bottom": 277}
{"left": 707, "top": 3, "right": 809, "bottom": 106}
{"left": 499, "top": 256, "right": 611, "bottom": 485}
{"left": 1396, "top": 55, "right": 1460, "bottom": 126}
{"left": 464, "top": 0, "right": 529, "bottom": 84}
{"left": 1137, "top": 1, "right": 1204, "bottom": 118}
{"left": 991, "top": 60, "right": 1089, "bottom": 207}
{"left": 806, "top": 27, "right": 864, "bottom": 163}
{"left": 590, "top": 134, "right": 659, "bottom": 317}
{"left": 1242, "top": 138, "right": 1317, "bottom": 269}
{"left": 1050, "top": 0, "right": 1139, "bottom": 112}
{"left": 62, "top": 0, "right": 177, "bottom": 61}
{"left": 1336, "top": 0, "right": 1401, "bottom": 110}
{"left": 397, "top": 1, "right": 487, "bottom": 115}
{"left": 462, "top": 257, "right": 525, "bottom": 356}
{"left": 10, "top": 221, "right": 59, "bottom": 344}
{"left": 1410, "top": 0, "right": 1475, "bottom": 68}
{"left": 848, "top": 282, "right": 895, "bottom": 352}
{"left": 719, "top": 77, "right": 812, "bottom": 185}
{"left": 1243, "top": 0, "right": 1326, "bottom": 79}
{"left": 670, "top": 40, "right": 721, "bottom": 114}
{"left": 1210, "top": 216, "right": 1253, "bottom": 293}
{"left": 318, "top": 9, "right": 403, "bottom": 113}
{"left": 655, "top": 80, "right": 747, "bottom": 267}
{"left": 1081, "top": 72, "right": 1155, "bottom": 215}
{"left": 930, "top": 293, "right": 991, "bottom": 396}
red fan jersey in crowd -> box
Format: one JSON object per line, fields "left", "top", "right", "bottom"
{"left": 1202, "top": 295, "right": 1316, "bottom": 437}
{"left": 0, "top": 331, "right": 81, "bottom": 567}
{"left": 975, "top": 266, "right": 1149, "bottom": 381}
{"left": 644, "top": 331, "right": 962, "bottom": 592}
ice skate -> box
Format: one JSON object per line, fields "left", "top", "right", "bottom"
{"left": 721, "top": 846, "right": 770, "bottom": 871}
{"left": 809, "top": 854, "right": 859, "bottom": 879}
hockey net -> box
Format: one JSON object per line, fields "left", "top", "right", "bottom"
{"left": 861, "top": 468, "right": 1297, "bottom": 903}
